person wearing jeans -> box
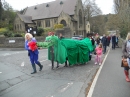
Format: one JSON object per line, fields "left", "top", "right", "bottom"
{"left": 25, "top": 33, "right": 43, "bottom": 74}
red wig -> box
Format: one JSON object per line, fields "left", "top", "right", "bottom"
{"left": 48, "top": 32, "right": 51, "bottom": 36}
{"left": 51, "top": 32, "right": 54, "bottom": 36}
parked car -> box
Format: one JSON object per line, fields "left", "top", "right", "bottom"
{"left": 71, "top": 35, "right": 84, "bottom": 40}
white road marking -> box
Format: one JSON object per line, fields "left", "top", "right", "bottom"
{"left": 87, "top": 48, "right": 110, "bottom": 97}
{"left": 0, "top": 49, "right": 48, "bottom": 57}
{"left": 40, "top": 56, "right": 47, "bottom": 58}
{"left": 47, "top": 64, "right": 52, "bottom": 66}
{"left": 45, "top": 95, "right": 54, "bottom": 97}
{"left": 58, "top": 82, "right": 73, "bottom": 93}
{"left": 2, "top": 52, "right": 23, "bottom": 56}
{"left": 15, "top": 52, "right": 20, "bottom": 54}
{"left": 21, "top": 62, "right": 25, "bottom": 67}
{"left": 40, "top": 59, "right": 48, "bottom": 62}
{"left": 3, "top": 53, "right": 11, "bottom": 56}
{"left": 0, "top": 72, "right": 2, "bottom": 74}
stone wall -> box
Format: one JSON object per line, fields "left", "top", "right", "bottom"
{"left": 55, "top": 27, "right": 72, "bottom": 38}
{"left": 0, "top": 27, "right": 73, "bottom": 48}
{"left": 0, "top": 37, "right": 46, "bottom": 48}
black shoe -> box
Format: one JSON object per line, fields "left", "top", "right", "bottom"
{"left": 52, "top": 66, "right": 54, "bottom": 70}
{"left": 56, "top": 65, "right": 59, "bottom": 68}
{"left": 64, "top": 65, "right": 68, "bottom": 67}
{"left": 37, "top": 62, "right": 43, "bottom": 71}
{"left": 39, "top": 65, "right": 43, "bottom": 71}
{"left": 31, "top": 71, "right": 37, "bottom": 74}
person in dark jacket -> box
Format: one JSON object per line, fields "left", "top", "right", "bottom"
{"left": 101, "top": 34, "right": 107, "bottom": 54}
{"left": 107, "top": 35, "right": 111, "bottom": 46}
{"left": 115, "top": 35, "right": 119, "bottom": 48}
{"left": 59, "top": 33, "right": 65, "bottom": 40}
{"left": 90, "top": 36, "right": 95, "bottom": 46}
{"left": 96, "top": 37, "right": 100, "bottom": 47}
{"left": 89, "top": 36, "right": 95, "bottom": 61}
{"left": 111, "top": 34, "right": 116, "bottom": 49}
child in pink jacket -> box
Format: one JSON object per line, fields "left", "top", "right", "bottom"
{"left": 95, "top": 43, "right": 103, "bottom": 65}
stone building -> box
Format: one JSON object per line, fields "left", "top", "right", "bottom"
{"left": 86, "top": 21, "right": 90, "bottom": 33}
{"left": 14, "top": 0, "right": 89, "bottom": 37}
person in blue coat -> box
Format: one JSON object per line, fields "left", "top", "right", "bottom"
{"left": 101, "top": 34, "right": 108, "bottom": 54}
{"left": 25, "top": 33, "right": 43, "bottom": 74}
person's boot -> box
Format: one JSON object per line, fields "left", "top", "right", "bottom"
{"left": 64, "top": 60, "right": 68, "bottom": 67}
{"left": 89, "top": 55, "right": 92, "bottom": 61}
{"left": 56, "top": 62, "right": 59, "bottom": 68}
{"left": 124, "top": 70, "right": 130, "bottom": 82}
{"left": 37, "top": 62, "right": 43, "bottom": 71}
{"left": 51, "top": 60, "right": 54, "bottom": 70}
{"left": 31, "top": 64, "right": 37, "bottom": 74}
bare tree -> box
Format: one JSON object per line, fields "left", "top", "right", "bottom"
{"left": 113, "top": 0, "right": 130, "bottom": 37}
{"left": 83, "top": 0, "right": 102, "bottom": 21}
{"left": 113, "top": 0, "right": 121, "bottom": 14}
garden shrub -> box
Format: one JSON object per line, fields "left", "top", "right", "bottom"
{"left": 0, "top": 28, "right": 8, "bottom": 35}
{"left": 37, "top": 27, "right": 44, "bottom": 36}
{"left": 14, "top": 33, "right": 22, "bottom": 37}
{"left": 4, "top": 31, "right": 14, "bottom": 37}
{"left": 54, "top": 24, "right": 64, "bottom": 30}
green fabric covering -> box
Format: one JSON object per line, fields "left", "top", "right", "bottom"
{"left": 37, "top": 35, "right": 59, "bottom": 61}
{"left": 37, "top": 42, "right": 52, "bottom": 48}
{"left": 57, "top": 39, "right": 67, "bottom": 64}
{"left": 37, "top": 37, "right": 94, "bottom": 66}
{"left": 45, "top": 36, "right": 51, "bottom": 41}
{"left": 60, "top": 38, "right": 93, "bottom": 65}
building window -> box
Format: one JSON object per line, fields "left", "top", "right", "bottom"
{"left": 54, "top": 18, "right": 58, "bottom": 24}
{"left": 20, "top": 24, "right": 22, "bottom": 30}
{"left": 15, "top": 25, "right": 16, "bottom": 30}
{"left": 17, "top": 24, "right": 19, "bottom": 30}
{"left": 88, "top": 25, "right": 89, "bottom": 28}
{"left": 79, "top": 10, "right": 82, "bottom": 25}
{"left": 60, "top": 20, "right": 67, "bottom": 26}
{"left": 45, "top": 19, "right": 50, "bottom": 27}
{"left": 37, "top": 21, "right": 41, "bottom": 27}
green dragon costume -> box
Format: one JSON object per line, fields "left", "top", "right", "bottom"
{"left": 37, "top": 36, "right": 94, "bottom": 66}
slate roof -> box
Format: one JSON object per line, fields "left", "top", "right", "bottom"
{"left": 18, "top": 14, "right": 33, "bottom": 23}
{"left": 23, "top": 0, "right": 77, "bottom": 20}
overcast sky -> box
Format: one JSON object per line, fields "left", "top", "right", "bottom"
{"left": 5, "top": 0, "right": 114, "bottom": 14}
{"left": 95, "top": 0, "right": 114, "bottom": 14}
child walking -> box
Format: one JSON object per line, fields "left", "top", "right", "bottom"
{"left": 95, "top": 43, "right": 103, "bottom": 65}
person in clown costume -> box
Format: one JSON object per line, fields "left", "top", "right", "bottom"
{"left": 25, "top": 33, "right": 43, "bottom": 74}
